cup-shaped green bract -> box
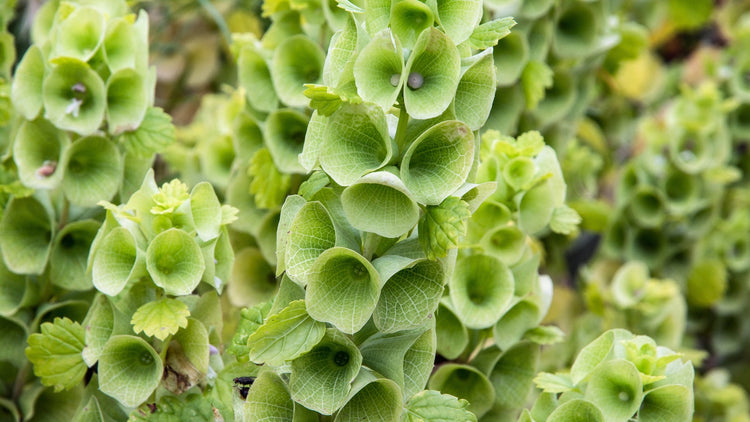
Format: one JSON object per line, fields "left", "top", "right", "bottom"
{"left": 320, "top": 103, "right": 394, "bottom": 186}
{"left": 335, "top": 374, "right": 403, "bottom": 422}
{"left": 103, "top": 17, "right": 138, "bottom": 73}
{"left": 106, "top": 68, "right": 148, "bottom": 134}
{"left": 668, "top": 128, "right": 713, "bottom": 174}
{"left": 485, "top": 85, "right": 525, "bottom": 134}
{"left": 481, "top": 225, "right": 527, "bottom": 266}
{"left": 229, "top": 247, "right": 277, "bottom": 307}
{"left": 238, "top": 46, "right": 279, "bottom": 113}
{"left": 290, "top": 328, "right": 363, "bottom": 414}
{"left": 661, "top": 167, "right": 702, "bottom": 215}
{"left": 436, "top": 0, "right": 482, "bottom": 45}
{"left": 285, "top": 201, "right": 337, "bottom": 285}
{"left": 730, "top": 60, "right": 750, "bottom": 102}
{"left": 494, "top": 31, "right": 529, "bottom": 86}
{"left": 547, "top": 399, "right": 604, "bottom": 422}
{"left": 265, "top": 108, "right": 309, "bottom": 174}
{"left": 521, "top": 0, "right": 554, "bottom": 19}
{"left": 49, "top": 220, "right": 99, "bottom": 291}
{"left": 489, "top": 341, "right": 540, "bottom": 409}
{"left": 198, "top": 134, "right": 235, "bottom": 189}
{"left": 638, "top": 385, "right": 693, "bottom": 422}
{"left": 626, "top": 226, "right": 667, "bottom": 268}
{"left": 146, "top": 228, "right": 205, "bottom": 296}
{"left": 404, "top": 27, "right": 461, "bottom": 120}
{"left": 11, "top": 45, "right": 45, "bottom": 120}
{"left": 552, "top": 0, "right": 602, "bottom": 59}
{"left": 454, "top": 49, "right": 497, "bottom": 131}
{"left": 92, "top": 226, "right": 143, "bottom": 296}
{"left": 233, "top": 111, "right": 265, "bottom": 162}
{"left": 324, "top": 16, "right": 357, "bottom": 88}
{"left": 526, "top": 17, "right": 552, "bottom": 61}
{"left": 62, "top": 136, "right": 123, "bottom": 207}
{"left": 373, "top": 257, "right": 444, "bottom": 333}
{"left": 628, "top": 186, "right": 666, "bottom": 228}
{"left": 243, "top": 370, "right": 295, "bottom": 420}
{"left": 400, "top": 120, "right": 474, "bottom": 205}
{"left": 390, "top": 0, "right": 434, "bottom": 49}
{"left": 0, "top": 260, "right": 30, "bottom": 316}
{"left": 0, "top": 196, "right": 54, "bottom": 275}
{"left": 341, "top": 171, "right": 420, "bottom": 238}
{"left": 584, "top": 360, "right": 643, "bottom": 422}
{"left": 43, "top": 58, "right": 106, "bottom": 135}
{"left": 272, "top": 34, "right": 325, "bottom": 107}
{"left": 353, "top": 29, "right": 404, "bottom": 110}
{"left": 503, "top": 156, "right": 536, "bottom": 191}
{"left": 610, "top": 261, "right": 648, "bottom": 308}
{"left": 13, "top": 118, "right": 70, "bottom": 190}
{"left": 450, "top": 254, "right": 514, "bottom": 329}
{"left": 428, "top": 364, "right": 495, "bottom": 418}
{"left": 532, "top": 71, "right": 576, "bottom": 127}
{"left": 306, "top": 247, "right": 382, "bottom": 334}
{"left": 435, "top": 301, "right": 469, "bottom": 359}
{"left": 493, "top": 299, "right": 539, "bottom": 350}
{"left": 51, "top": 6, "right": 105, "bottom": 62}
{"left": 98, "top": 335, "right": 163, "bottom": 408}
{"left": 517, "top": 179, "right": 557, "bottom": 235}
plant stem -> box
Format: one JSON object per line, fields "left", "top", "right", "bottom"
{"left": 58, "top": 197, "right": 69, "bottom": 230}
{"left": 394, "top": 103, "right": 410, "bottom": 154}
{"left": 197, "top": 0, "right": 232, "bottom": 47}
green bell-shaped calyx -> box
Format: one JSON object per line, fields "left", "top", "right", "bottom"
{"left": 552, "top": 0, "right": 605, "bottom": 59}
{"left": 62, "top": 136, "right": 123, "bottom": 207}
{"left": 547, "top": 399, "right": 604, "bottom": 422}
{"left": 404, "top": 27, "right": 461, "bottom": 120}
{"left": 341, "top": 171, "right": 420, "bottom": 238}
{"left": 51, "top": 6, "right": 105, "bottom": 62}
{"left": 243, "top": 370, "right": 295, "bottom": 420}
{"left": 13, "top": 118, "right": 70, "bottom": 190}
{"left": 49, "top": 219, "right": 99, "bottom": 291}
{"left": 454, "top": 49, "right": 497, "bottom": 131}
{"left": 146, "top": 229, "right": 205, "bottom": 295}
{"left": 306, "top": 247, "right": 382, "bottom": 334}
{"left": 320, "top": 102, "right": 394, "bottom": 186}
{"left": 353, "top": 29, "right": 403, "bottom": 110}
{"left": 238, "top": 45, "right": 279, "bottom": 112}
{"left": 493, "top": 31, "right": 528, "bottom": 86}
{"left": 584, "top": 360, "right": 644, "bottom": 422}
{"left": 11, "top": 45, "right": 45, "bottom": 120}
{"left": 284, "top": 201, "right": 337, "bottom": 285}
{"left": 401, "top": 120, "right": 475, "bottom": 205}
{"left": 372, "top": 256, "right": 444, "bottom": 332}
{"left": 449, "top": 254, "right": 514, "bottom": 329}
{"left": 92, "top": 226, "right": 144, "bottom": 296}
{"left": 428, "top": 364, "right": 495, "bottom": 418}
{"left": 265, "top": 108, "right": 309, "bottom": 174}
{"left": 98, "top": 335, "right": 163, "bottom": 407}
{"left": 290, "top": 328, "right": 363, "bottom": 414}
{"left": 389, "top": 0, "right": 434, "bottom": 49}
{"left": 436, "top": 0, "right": 483, "bottom": 45}
{"left": 335, "top": 371, "right": 403, "bottom": 422}
{"left": 103, "top": 13, "right": 148, "bottom": 73}
{"left": 638, "top": 384, "right": 693, "bottom": 422}
{"left": 43, "top": 58, "right": 106, "bottom": 135}
{"left": 106, "top": 68, "right": 148, "bottom": 135}
{"left": 0, "top": 196, "right": 54, "bottom": 274}
{"left": 271, "top": 34, "right": 325, "bottom": 107}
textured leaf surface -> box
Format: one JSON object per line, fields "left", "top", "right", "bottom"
{"left": 120, "top": 107, "right": 175, "bottom": 158}
{"left": 131, "top": 298, "right": 190, "bottom": 340}
{"left": 247, "top": 300, "right": 326, "bottom": 365}
{"left": 468, "top": 17, "right": 516, "bottom": 50}
{"left": 402, "top": 390, "right": 477, "bottom": 422}
{"left": 227, "top": 301, "right": 273, "bottom": 360}
{"left": 26, "top": 317, "right": 87, "bottom": 392}
{"left": 419, "top": 197, "right": 470, "bottom": 260}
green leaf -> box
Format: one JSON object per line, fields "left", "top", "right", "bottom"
{"left": 131, "top": 394, "right": 214, "bottom": 422}
{"left": 303, "top": 84, "right": 344, "bottom": 116}
{"left": 533, "top": 372, "right": 574, "bottom": 394}
{"left": 402, "top": 390, "right": 477, "bottom": 422}
{"left": 419, "top": 197, "right": 470, "bottom": 260}
{"left": 246, "top": 300, "right": 326, "bottom": 365}
{"left": 549, "top": 205, "right": 581, "bottom": 235}
{"left": 131, "top": 298, "right": 190, "bottom": 341}
{"left": 227, "top": 301, "right": 273, "bottom": 359}
{"left": 468, "top": 17, "right": 516, "bottom": 50}
{"left": 248, "top": 147, "right": 290, "bottom": 210}
{"left": 25, "top": 317, "right": 87, "bottom": 392}
{"left": 119, "top": 107, "right": 175, "bottom": 158}
{"left": 299, "top": 172, "right": 330, "bottom": 200}
{"left": 521, "top": 60, "right": 553, "bottom": 110}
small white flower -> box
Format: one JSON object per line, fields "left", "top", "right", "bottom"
{"left": 65, "top": 98, "right": 83, "bottom": 118}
